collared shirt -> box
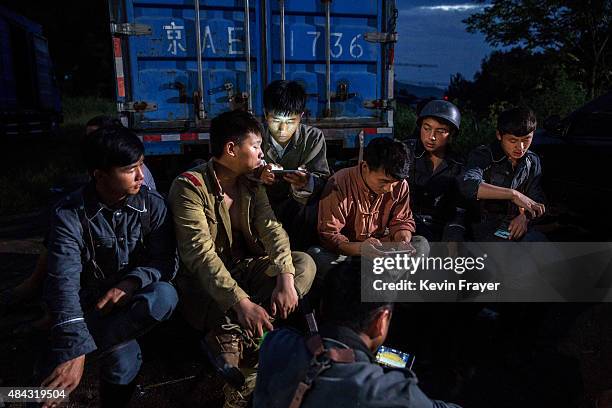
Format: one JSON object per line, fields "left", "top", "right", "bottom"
{"left": 262, "top": 124, "right": 331, "bottom": 205}
{"left": 44, "top": 183, "right": 177, "bottom": 366}
{"left": 461, "top": 141, "right": 545, "bottom": 221}
{"left": 406, "top": 139, "right": 468, "bottom": 238}
{"left": 318, "top": 165, "right": 415, "bottom": 252}
{"left": 168, "top": 159, "right": 295, "bottom": 330}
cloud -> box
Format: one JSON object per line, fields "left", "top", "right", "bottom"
{"left": 400, "top": 3, "right": 487, "bottom": 16}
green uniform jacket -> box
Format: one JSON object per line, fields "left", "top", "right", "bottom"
{"left": 168, "top": 159, "right": 295, "bottom": 329}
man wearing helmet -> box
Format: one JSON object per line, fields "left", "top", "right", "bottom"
{"left": 406, "top": 100, "right": 469, "bottom": 242}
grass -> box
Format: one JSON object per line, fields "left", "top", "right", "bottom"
{"left": 61, "top": 96, "right": 116, "bottom": 127}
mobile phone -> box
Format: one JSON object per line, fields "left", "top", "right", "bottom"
{"left": 271, "top": 169, "right": 300, "bottom": 175}
{"left": 382, "top": 249, "right": 415, "bottom": 256}
{"left": 375, "top": 345, "right": 415, "bottom": 369}
{"left": 494, "top": 221, "right": 511, "bottom": 239}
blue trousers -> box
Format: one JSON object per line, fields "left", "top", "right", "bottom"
{"left": 40, "top": 281, "right": 178, "bottom": 385}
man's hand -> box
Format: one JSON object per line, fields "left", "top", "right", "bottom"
{"left": 259, "top": 163, "right": 276, "bottom": 185}
{"left": 361, "top": 237, "right": 386, "bottom": 259}
{"left": 41, "top": 355, "right": 85, "bottom": 408}
{"left": 511, "top": 190, "right": 545, "bottom": 218}
{"left": 270, "top": 273, "right": 298, "bottom": 319}
{"left": 232, "top": 298, "right": 273, "bottom": 338}
{"left": 508, "top": 212, "right": 529, "bottom": 240}
{"left": 96, "top": 278, "right": 139, "bottom": 315}
{"left": 283, "top": 168, "right": 308, "bottom": 190}
{"left": 393, "top": 230, "right": 413, "bottom": 245}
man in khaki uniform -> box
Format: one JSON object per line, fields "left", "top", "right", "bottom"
{"left": 168, "top": 110, "right": 315, "bottom": 395}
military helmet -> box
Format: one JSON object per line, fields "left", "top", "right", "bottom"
{"left": 418, "top": 100, "right": 461, "bottom": 131}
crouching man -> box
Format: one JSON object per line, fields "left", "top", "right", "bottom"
{"left": 168, "top": 110, "right": 316, "bottom": 404}
{"left": 40, "top": 127, "right": 178, "bottom": 407}
{"left": 254, "top": 260, "right": 461, "bottom": 408}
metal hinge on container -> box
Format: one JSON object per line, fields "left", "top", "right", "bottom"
{"left": 110, "top": 23, "right": 152, "bottom": 36}
{"left": 364, "top": 32, "right": 398, "bottom": 43}
{"left": 363, "top": 99, "right": 395, "bottom": 110}
{"left": 118, "top": 101, "right": 158, "bottom": 112}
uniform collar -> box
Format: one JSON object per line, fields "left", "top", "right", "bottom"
{"left": 82, "top": 182, "right": 147, "bottom": 221}
{"left": 204, "top": 158, "right": 258, "bottom": 199}
{"left": 264, "top": 125, "right": 302, "bottom": 159}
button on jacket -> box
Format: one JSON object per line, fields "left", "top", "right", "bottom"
{"left": 45, "top": 184, "right": 177, "bottom": 365}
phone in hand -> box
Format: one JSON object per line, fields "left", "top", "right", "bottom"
{"left": 494, "top": 221, "right": 511, "bottom": 239}
{"left": 271, "top": 169, "right": 300, "bottom": 175}
{"left": 375, "top": 345, "right": 415, "bottom": 369}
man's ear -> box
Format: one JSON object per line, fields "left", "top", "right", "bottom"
{"left": 496, "top": 130, "right": 502, "bottom": 141}
{"left": 367, "top": 308, "right": 391, "bottom": 340}
{"left": 92, "top": 169, "right": 102, "bottom": 181}
{"left": 225, "top": 141, "right": 237, "bottom": 157}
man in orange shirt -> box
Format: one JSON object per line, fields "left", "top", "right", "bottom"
{"left": 310, "top": 137, "right": 428, "bottom": 277}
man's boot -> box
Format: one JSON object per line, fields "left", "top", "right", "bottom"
{"left": 203, "top": 325, "right": 246, "bottom": 389}
{"left": 99, "top": 379, "right": 137, "bottom": 408}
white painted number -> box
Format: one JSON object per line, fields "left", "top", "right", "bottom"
{"left": 307, "top": 31, "right": 321, "bottom": 57}
{"left": 349, "top": 34, "right": 363, "bottom": 59}
{"left": 302, "top": 31, "right": 366, "bottom": 59}
{"left": 331, "top": 32, "right": 343, "bottom": 58}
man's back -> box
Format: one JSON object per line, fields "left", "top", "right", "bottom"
{"left": 254, "top": 327, "right": 461, "bottom": 408}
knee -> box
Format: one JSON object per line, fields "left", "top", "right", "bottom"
{"left": 139, "top": 281, "right": 178, "bottom": 322}
{"left": 411, "top": 235, "right": 431, "bottom": 256}
{"left": 291, "top": 251, "right": 317, "bottom": 295}
{"left": 100, "top": 340, "right": 142, "bottom": 384}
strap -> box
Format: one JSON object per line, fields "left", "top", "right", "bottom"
{"left": 139, "top": 187, "right": 151, "bottom": 238}
{"left": 289, "top": 382, "right": 312, "bottom": 408}
{"left": 77, "top": 203, "right": 106, "bottom": 280}
{"left": 289, "top": 334, "right": 356, "bottom": 408}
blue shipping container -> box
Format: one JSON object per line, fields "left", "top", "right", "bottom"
{"left": 108, "top": 0, "right": 396, "bottom": 155}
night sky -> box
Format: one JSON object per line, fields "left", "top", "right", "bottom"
{"left": 395, "top": 1, "right": 495, "bottom": 88}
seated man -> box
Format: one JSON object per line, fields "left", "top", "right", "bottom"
{"left": 259, "top": 80, "right": 331, "bottom": 250}
{"left": 168, "top": 110, "right": 316, "bottom": 397}
{"left": 407, "top": 100, "right": 469, "bottom": 242}
{"left": 310, "top": 137, "right": 427, "bottom": 276}
{"left": 0, "top": 115, "right": 158, "bottom": 330}
{"left": 40, "top": 127, "right": 178, "bottom": 407}
{"left": 254, "top": 259, "right": 462, "bottom": 408}
{"left": 460, "top": 107, "right": 546, "bottom": 241}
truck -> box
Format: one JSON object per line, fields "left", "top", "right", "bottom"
{"left": 107, "top": 0, "right": 397, "bottom": 156}
{"left": 0, "top": 6, "right": 61, "bottom": 137}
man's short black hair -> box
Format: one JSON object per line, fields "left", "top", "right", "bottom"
{"left": 321, "top": 259, "right": 393, "bottom": 333}
{"left": 497, "top": 107, "right": 537, "bottom": 137}
{"left": 83, "top": 126, "right": 144, "bottom": 174}
{"left": 363, "top": 137, "right": 411, "bottom": 180}
{"left": 85, "top": 115, "right": 123, "bottom": 130}
{"left": 263, "top": 80, "right": 306, "bottom": 115}
{"left": 210, "top": 110, "right": 263, "bottom": 158}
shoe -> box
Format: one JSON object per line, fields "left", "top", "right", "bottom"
{"left": 203, "top": 326, "right": 246, "bottom": 389}
{"left": 223, "top": 369, "right": 257, "bottom": 408}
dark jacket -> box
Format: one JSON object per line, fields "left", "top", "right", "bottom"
{"left": 262, "top": 124, "right": 331, "bottom": 206}
{"left": 460, "top": 141, "right": 545, "bottom": 222}
{"left": 44, "top": 183, "right": 177, "bottom": 365}
{"left": 406, "top": 139, "right": 468, "bottom": 241}
{"left": 254, "top": 326, "right": 462, "bottom": 408}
